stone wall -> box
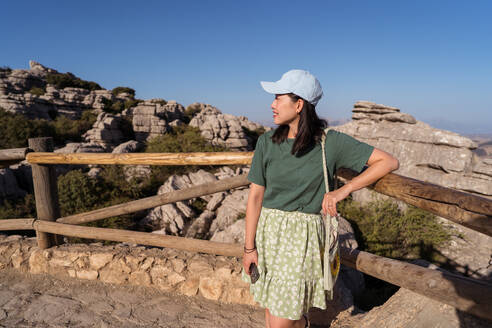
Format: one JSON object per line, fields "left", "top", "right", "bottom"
{"left": 0, "top": 234, "right": 254, "bottom": 306}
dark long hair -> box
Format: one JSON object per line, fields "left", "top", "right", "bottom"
{"left": 271, "top": 93, "right": 327, "bottom": 156}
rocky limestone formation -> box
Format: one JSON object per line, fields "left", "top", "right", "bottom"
{"left": 336, "top": 101, "right": 492, "bottom": 281}
{"left": 331, "top": 260, "right": 490, "bottom": 327}
{"left": 54, "top": 142, "right": 106, "bottom": 154}
{"left": 140, "top": 168, "right": 244, "bottom": 237}
{"left": 131, "top": 99, "right": 186, "bottom": 142}
{"left": 189, "top": 103, "right": 269, "bottom": 151}
{"left": 336, "top": 101, "right": 491, "bottom": 197}
{"left": 0, "top": 61, "right": 132, "bottom": 120}
{"left": 82, "top": 112, "right": 126, "bottom": 150}
{"left": 111, "top": 140, "right": 144, "bottom": 154}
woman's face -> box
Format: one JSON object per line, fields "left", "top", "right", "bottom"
{"left": 271, "top": 94, "right": 300, "bottom": 125}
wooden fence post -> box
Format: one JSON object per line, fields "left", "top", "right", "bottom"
{"left": 28, "top": 137, "right": 62, "bottom": 248}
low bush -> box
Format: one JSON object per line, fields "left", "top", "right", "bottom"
{"left": 124, "top": 99, "right": 141, "bottom": 109}
{"left": 184, "top": 104, "right": 202, "bottom": 123}
{"left": 0, "top": 66, "right": 12, "bottom": 73}
{"left": 101, "top": 98, "right": 125, "bottom": 114}
{"left": 0, "top": 107, "right": 97, "bottom": 148}
{"left": 52, "top": 110, "right": 97, "bottom": 144}
{"left": 0, "top": 108, "right": 55, "bottom": 148}
{"left": 112, "top": 86, "right": 135, "bottom": 97}
{"left": 29, "top": 87, "right": 46, "bottom": 96}
{"left": 46, "top": 72, "right": 102, "bottom": 91}
{"left": 242, "top": 126, "right": 266, "bottom": 148}
{"left": 338, "top": 198, "right": 451, "bottom": 261}
{"left": 145, "top": 125, "right": 226, "bottom": 184}
{"left": 0, "top": 194, "right": 36, "bottom": 220}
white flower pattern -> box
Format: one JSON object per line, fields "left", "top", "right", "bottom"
{"left": 241, "top": 207, "right": 327, "bottom": 320}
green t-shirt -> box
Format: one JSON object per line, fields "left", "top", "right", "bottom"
{"left": 248, "top": 129, "right": 374, "bottom": 214}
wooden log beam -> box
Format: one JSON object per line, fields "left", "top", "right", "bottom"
{"left": 0, "top": 219, "right": 35, "bottom": 230}
{"left": 26, "top": 152, "right": 254, "bottom": 165}
{"left": 338, "top": 169, "right": 492, "bottom": 237}
{"left": 341, "top": 247, "right": 492, "bottom": 321}
{"left": 0, "top": 148, "right": 29, "bottom": 162}
{"left": 29, "top": 138, "right": 62, "bottom": 248}
{"left": 34, "top": 220, "right": 243, "bottom": 257}
{"left": 57, "top": 174, "right": 250, "bottom": 225}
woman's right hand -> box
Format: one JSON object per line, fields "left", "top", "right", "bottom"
{"left": 242, "top": 249, "right": 258, "bottom": 275}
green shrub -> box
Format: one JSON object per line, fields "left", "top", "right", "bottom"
{"left": 0, "top": 194, "right": 36, "bottom": 220}
{"left": 184, "top": 104, "right": 202, "bottom": 123}
{"left": 112, "top": 87, "right": 135, "bottom": 97}
{"left": 52, "top": 110, "right": 97, "bottom": 144}
{"left": 124, "top": 98, "right": 141, "bottom": 109}
{"left": 242, "top": 126, "right": 266, "bottom": 148}
{"left": 29, "top": 87, "right": 46, "bottom": 96}
{"left": 0, "top": 66, "right": 12, "bottom": 73}
{"left": 338, "top": 198, "right": 451, "bottom": 262}
{"left": 57, "top": 170, "right": 102, "bottom": 216}
{"left": 57, "top": 168, "right": 139, "bottom": 244}
{"left": 0, "top": 108, "right": 55, "bottom": 148}
{"left": 101, "top": 98, "right": 125, "bottom": 114}
{"left": 145, "top": 125, "right": 227, "bottom": 190}
{"left": 46, "top": 72, "right": 102, "bottom": 91}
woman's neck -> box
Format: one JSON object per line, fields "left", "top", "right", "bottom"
{"left": 287, "top": 119, "right": 299, "bottom": 139}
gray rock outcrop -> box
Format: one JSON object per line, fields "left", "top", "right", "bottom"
{"left": 140, "top": 168, "right": 249, "bottom": 239}
{"left": 131, "top": 100, "right": 186, "bottom": 142}
{"left": 333, "top": 261, "right": 491, "bottom": 327}
{"left": 0, "top": 61, "right": 133, "bottom": 120}
{"left": 112, "top": 140, "right": 144, "bottom": 154}
{"left": 82, "top": 112, "right": 125, "bottom": 150}
{"left": 336, "top": 101, "right": 492, "bottom": 197}
{"left": 336, "top": 101, "right": 492, "bottom": 281}
{"left": 189, "top": 103, "right": 269, "bottom": 151}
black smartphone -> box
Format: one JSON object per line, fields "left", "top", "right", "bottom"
{"left": 249, "top": 263, "right": 259, "bottom": 284}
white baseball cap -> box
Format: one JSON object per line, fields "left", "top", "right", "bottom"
{"left": 260, "top": 69, "right": 323, "bottom": 106}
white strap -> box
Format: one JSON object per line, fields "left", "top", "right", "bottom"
{"left": 320, "top": 127, "right": 330, "bottom": 193}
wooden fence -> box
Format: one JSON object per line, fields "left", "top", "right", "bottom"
{"left": 0, "top": 137, "right": 491, "bottom": 321}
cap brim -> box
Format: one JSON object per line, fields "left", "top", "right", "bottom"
{"left": 260, "top": 81, "right": 290, "bottom": 95}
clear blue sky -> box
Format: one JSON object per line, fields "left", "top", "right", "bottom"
{"left": 2, "top": 0, "right": 491, "bottom": 134}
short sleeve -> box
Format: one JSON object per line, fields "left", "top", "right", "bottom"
{"left": 247, "top": 134, "right": 266, "bottom": 186}
{"left": 334, "top": 131, "right": 374, "bottom": 173}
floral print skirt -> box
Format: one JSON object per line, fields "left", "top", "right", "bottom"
{"left": 241, "top": 207, "right": 327, "bottom": 320}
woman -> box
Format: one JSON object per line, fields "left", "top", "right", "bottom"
{"left": 241, "top": 69, "right": 399, "bottom": 328}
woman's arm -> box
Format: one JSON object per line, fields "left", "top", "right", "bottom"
{"left": 244, "top": 183, "right": 265, "bottom": 249}
{"left": 242, "top": 182, "right": 265, "bottom": 274}
{"left": 322, "top": 148, "right": 399, "bottom": 216}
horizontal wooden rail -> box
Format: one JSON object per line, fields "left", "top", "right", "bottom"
{"left": 0, "top": 218, "right": 35, "bottom": 231}
{"left": 2, "top": 217, "right": 490, "bottom": 321}
{"left": 0, "top": 148, "right": 29, "bottom": 162}
{"left": 341, "top": 247, "right": 492, "bottom": 321}
{"left": 34, "top": 220, "right": 242, "bottom": 257}
{"left": 57, "top": 174, "right": 250, "bottom": 224}
{"left": 338, "top": 169, "right": 492, "bottom": 237}
{"left": 26, "top": 152, "right": 254, "bottom": 165}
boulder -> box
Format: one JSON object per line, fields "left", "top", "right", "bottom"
{"left": 132, "top": 100, "right": 186, "bottom": 142}
{"left": 336, "top": 102, "right": 490, "bottom": 197}
{"left": 83, "top": 112, "right": 125, "bottom": 150}
{"left": 189, "top": 103, "right": 268, "bottom": 151}
{"left": 112, "top": 140, "right": 144, "bottom": 154}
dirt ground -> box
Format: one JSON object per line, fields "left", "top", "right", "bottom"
{"left": 0, "top": 268, "right": 266, "bottom": 328}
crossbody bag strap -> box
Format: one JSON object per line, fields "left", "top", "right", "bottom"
{"left": 321, "top": 127, "right": 330, "bottom": 193}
